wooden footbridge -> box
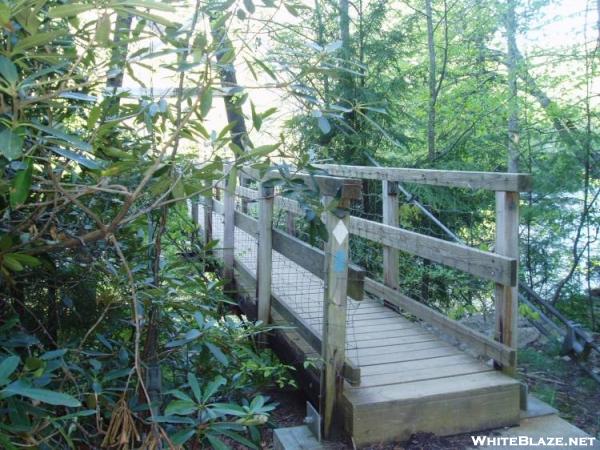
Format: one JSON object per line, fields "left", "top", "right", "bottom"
{"left": 190, "top": 164, "right": 532, "bottom": 446}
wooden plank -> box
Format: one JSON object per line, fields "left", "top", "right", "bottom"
{"left": 350, "top": 217, "right": 517, "bottom": 286}
{"left": 344, "top": 372, "right": 520, "bottom": 446}
{"left": 345, "top": 327, "right": 433, "bottom": 343}
{"left": 382, "top": 181, "right": 399, "bottom": 290}
{"left": 234, "top": 210, "right": 258, "bottom": 236}
{"left": 316, "top": 164, "right": 533, "bottom": 192}
{"left": 346, "top": 370, "right": 519, "bottom": 406}
{"left": 320, "top": 202, "right": 352, "bottom": 438}
{"left": 349, "top": 333, "right": 438, "bottom": 350}
{"left": 256, "top": 184, "right": 274, "bottom": 327}
{"left": 364, "top": 278, "right": 516, "bottom": 368}
{"left": 359, "top": 362, "right": 493, "bottom": 388}
{"left": 355, "top": 346, "right": 460, "bottom": 366}
{"left": 347, "top": 340, "right": 445, "bottom": 359}
{"left": 316, "top": 320, "right": 418, "bottom": 335}
{"left": 359, "top": 354, "right": 478, "bottom": 377}
{"left": 494, "top": 191, "right": 520, "bottom": 375}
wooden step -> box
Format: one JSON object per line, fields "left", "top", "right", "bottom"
{"left": 342, "top": 371, "right": 520, "bottom": 446}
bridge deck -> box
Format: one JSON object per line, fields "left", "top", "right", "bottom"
{"left": 205, "top": 205, "right": 520, "bottom": 445}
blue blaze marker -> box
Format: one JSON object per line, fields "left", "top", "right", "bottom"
{"left": 333, "top": 249, "right": 347, "bottom": 273}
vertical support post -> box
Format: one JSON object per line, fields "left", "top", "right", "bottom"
{"left": 256, "top": 183, "right": 274, "bottom": 326}
{"left": 223, "top": 180, "right": 235, "bottom": 292}
{"left": 286, "top": 211, "right": 296, "bottom": 236}
{"left": 320, "top": 197, "right": 351, "bottom": 439}
{"left": 190, "top": 198, "right": 199, "bottom": 226}
{"left": 382, "top": 181, "right": 400, "bottom": 290}
{"left": 202, "top": 188, "right": 213, "bottom": 247}
{"left": 494, "top": 191, "right": 519, "bottom": 375}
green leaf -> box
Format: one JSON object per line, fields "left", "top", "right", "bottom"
{"left": 9, "top": 253, "right": 40, "bottom": 268}
{"left": 200, "top": 87, "right": 213, "bottom": 118}
{"left": 13, "top": 30, "right": 67, "bottom": 54}
{"left": 170, "top": 428, "right": 196, "bottom": 446}
{"left": 0, "top": 128, "right": 23, "bottom": 161}
{"left": 284, "top": 3, "right": 299, "bottom": 16}
{"left": 120, "top": 0, "right": 175, "bottom": 11}
{"left": 165, "top": 329, "right": 201, "bottom": 348}
{"left": 206, "top": 434, "right": 230, "bottom": 450}
{"left": 202, "top": 376, "right": 226, "bottom": 403}
{"left": 218, "top": 429, "right": 259, "bottom": 449}
{"left": 242, "top": 144, "right": 278, "bottom": 160}
{"left": 87, "top": 105, "right": 102, "bottom": 130}
{"left": 317, "top": 116, "right": 331, "bottom": 134}
{"left": 10, "top": 160, "right": 32, "bottom": 208}
{"left": 0, "top": 56, "right": 18, "bottom": 84}
{"left": 60, "top": 91, "right": 97, "bottom": 102}
{"left": 95, "top": 13, "right": 111, "bottom": 46}
{"left": 164, "top": 400, "right": 196, "bottom": 416}
{"left": 0, "top": 356, "right": 20, "bottom": 382}
{"left": 33, "top": 124, "right": 92, "bottom": 152}
{"left": 252, "top": 57, "right": 277, "bottom": 81}
{"left": 118, "top": 7, "right": 176, "bottom": 27}
{"left": 2, "top": 255, "right": 22, "bottom": 272}
{"left": 0, "top": 432, "right": 17, "bottom": 450}
{"left": 166, "top": 389, "right": 193, "bottom": 402}
{"left": 0, "top": 4, "right": 11, "bottom": 26}
{"left": 48, "top": 4, "right": 95, "bottom": 18}
{"left": 40, "top": 349, "right": 67, "bottom": 360}
{"left": 250, "top": 102, "right": 261, "bottom": 131}
{"left": 2, "top": 381, "right": 81, "bottom": 407}
{"left": 51, "top": 147, "right": 105, "bottom": 170}
{"left": 210, "top": 403, "right": 247, "bottom": 417}
{"left": 187, "top": 373, "right": 202, "bottom": 404}
{"left": 243, "top": 0, "right": 256, "bottom": 13}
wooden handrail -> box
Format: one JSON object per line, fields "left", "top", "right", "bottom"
{"left": 231, "top": 190, "right": 517, "bottom": 287}
{"left": 349, "top": 216, "right": 517, "bottom": 286}
{"left": 227, "top": 164, "right": 363, "bottom": 200}
{"left": 315, "top": 164, "right": 533, "bottom": 192}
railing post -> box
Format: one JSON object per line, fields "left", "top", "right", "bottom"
{"left": 223, "top": 179, "right": 235, "bottom": 292}
{"left": 190, "top": 198, "right": 199, "bottom": 226}
{"left": 256, "top": 183, "right": 274, "bottom": 327}
{"left": 202, "top": 186, "right": 213, "bottom": 247}
{"left": 382, "top": 181, "right": 400, "bottom": 290}
{"left": 494, "top": 191, "right": 519, "bottom": 375}
{"left": 320, "top": 196, "right": 351, "bottom": 439}
{"left": 286, "top": 211, "right": 296, "bottom": 236}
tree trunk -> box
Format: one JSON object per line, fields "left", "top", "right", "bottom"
{"left": 339, "top": 0, "right": 353, "bottom": 100}
{"left": 425, "top": 0, "right": 436, "bottom": 161}
{"left": 506, "top": 0, "right": 519, "bottom": 172}
{"left": 210, "top": 17, "right": 248, "bottom": 153}
{"left": 107, "top": 15, "right": 132, "bottom": 88}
